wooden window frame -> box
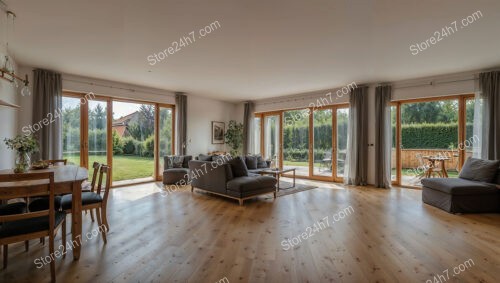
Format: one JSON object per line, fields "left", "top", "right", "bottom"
{"left": 62, "top": 91, "right": 175, "bottom": 187}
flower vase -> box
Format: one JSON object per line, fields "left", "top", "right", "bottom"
{"left": 14, "top": 151, "right": 31, "bottom": 173}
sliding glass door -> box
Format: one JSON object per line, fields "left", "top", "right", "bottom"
{"left": 112, "top": 101, "right": 156, "bottom": 184}
{"left": 263, "top": 114, "right": 281, "bottom": 168}
{"left": 88, "top": 100, "right": 109, "bottom": 180}
{"left": 312, "top": 109, "right": 333, "bottom": 178}
{"left": 62, "top": 91, "right": 175, "bottom": 187}
{"left": 283, "top": 109, "right": 310, "bottom": 176}
{"left": 392, "top": 95, "right": 475, "bottom": 187}
{"left": 62, "top": 96, "right": 82, "bottom": 166}
{"left": 158, "top": 106, "right": 174, "bottom": 175}
{"left": 257, "top": 105, "right": 348, "bottom": 182}
{"left": 335, "top": 108, "right": 349, "bottom": 180}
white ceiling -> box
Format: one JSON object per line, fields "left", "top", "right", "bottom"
{"left": 5, "top": 0, "right": 500, "bottom": 102}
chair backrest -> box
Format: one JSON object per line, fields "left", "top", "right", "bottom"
{"left": 0, "top": 172, "right": 56, "bottom": 232}
{"left": 90, "top": 162, "right": 101, "bottom": 192}
{"left": 97, "top": 165, "right": 111, "bottom": 204}
{"left": 323, "top": 151, "right": 332, "bottom": 159}
{"left": 416, "top": 153, "right": 426, "bottom": 167}
{"left": 43, "top": 159, "right": 68, "bottom": 166}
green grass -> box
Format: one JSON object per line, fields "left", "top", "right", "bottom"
{"left": 392, "top": 168, "right": 459, "bottom": 178}
{"left": 63, "top": 154, "right": 154, "bottom": 182}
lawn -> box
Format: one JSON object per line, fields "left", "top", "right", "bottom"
{"left": 63, "top": 154, "right": 154, "bottom": 181}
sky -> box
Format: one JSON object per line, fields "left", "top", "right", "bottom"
{"left": 62, "top": 97, "right": 145, "bottom": 120}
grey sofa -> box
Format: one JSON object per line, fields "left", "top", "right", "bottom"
{"left": 189, "top": 159, "right": 277, "bottom": 205}
{"left": 162, "top": 155, "right": 192, "bottom": 185}
{"left": 421, "top": 158, "right": 500, "bottom": 213}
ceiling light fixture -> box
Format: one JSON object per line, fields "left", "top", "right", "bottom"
{"left": 0, "top": 9, "right": 31, "bottom": 97}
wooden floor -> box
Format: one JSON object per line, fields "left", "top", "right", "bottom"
{"left": 1, "top": 179, "right": 499, "bottom": 283}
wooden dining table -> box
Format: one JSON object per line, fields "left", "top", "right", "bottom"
{"left": 423, "top": 156, "right": 451, "bottom": 178}
{"left": 0, "top": 165, "right": 88, "bottom": 260}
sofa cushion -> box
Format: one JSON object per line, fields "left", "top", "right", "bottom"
{"left": 227, "top": 176, "right": 277, "bottom": 193}
{"left": 198, "top": 154, "right": 212, "bottom": 161}
{"left": 459, "top": 157, "right": 500, "bottom": 183}
{"left": 182, "top": 155, "right": 192, "bottom": 168}
{"left": 228, "top": 156, "right": 249, "bottom": 177}
{"left": 421, "top": 178, "right": 498, "bottom": 195}
{"left": 256, "top": 155, "right": 268, "bottom": 168}
{"left": 494, "top": 168, "right": 500, "bottom": 185}
{"left": 213, "top": 155, "right": 231, "bottom": 165}
{"left": 245, "top": 155, "right": 258, "bottom": 169}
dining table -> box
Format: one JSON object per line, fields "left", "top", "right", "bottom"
{"left": 0, "top": 165, "right": 88, "bottom": 260}
{"left": 423, "top": 156, "right": 451, "bottom": 178}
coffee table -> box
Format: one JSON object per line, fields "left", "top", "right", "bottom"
{"left": 259, "top": 168, "right": 296, "bottom": 191}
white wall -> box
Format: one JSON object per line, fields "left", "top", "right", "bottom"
{"left": 186, "top": 95, "right": 235, "bottom": 155}
{"left": 0, "top": 54, "right": 19, "bottom": 170}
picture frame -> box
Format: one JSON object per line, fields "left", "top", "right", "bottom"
{"left": 211, "top": 121, "right": 225, "bottom": 144}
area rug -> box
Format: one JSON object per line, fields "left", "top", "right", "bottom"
{"left": 270, "top": 181, "right": 318, "bottom": 197}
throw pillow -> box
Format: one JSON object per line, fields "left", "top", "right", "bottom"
{"left": 256, "top": 154, "right": 268, "bottom": 168}
{"left": 198, "top": 154, "right": 212, "bottom": 161}
{"left": 459, "top": 157, "right": 500, "bottom": 183}
{"left": 172, "top": 156, "right": 184, "bottom": 168}
{"left": 245, "top": 155, "right": 258, "bottom": 169}
{"left": 213, "top": 155, "right": 231, "bottom": 165}
{"left": 494, "top": 168, "right": 500, "bottom": 185}
{"left": 228, "top": 156, "right": 249, "bottom": 177}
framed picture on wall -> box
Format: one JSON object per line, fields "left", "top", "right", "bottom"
{"left": 212, "top": 121, "right": 225, "bottom": 144}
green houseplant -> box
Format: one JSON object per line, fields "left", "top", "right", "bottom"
{"left": 4, "top": 134, "right": 39, "bottom": 173}
{"left": 224, "top": 120, "right": 244, "bottom": 157}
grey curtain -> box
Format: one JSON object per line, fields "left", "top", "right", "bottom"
{"left": 32, "top": 69, "right": 62, "bottom": 160}
{"left": 175, "top": 92, "right": 187, "bottom": 155}
{"left": 344, "top": 86, "right": 368, "bottom": 186}
{"left": 242, "top": 101, "right": 255, "bottom": 155}
{"left": 474, "top": 71, "right": 500, "bottom": 160}
{"left": 375, "top": 85, "right": 392, "bottom": 188}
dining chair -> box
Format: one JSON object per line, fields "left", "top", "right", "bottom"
{"left": 60, "top": 165, "right": 111, "bottom": 243}
{"left": 27, "top": 159, "right": 68, "bottom": 211}
{"left": 416, "top": 154, "right": 442, "bottom": 178}
{"left": 0, "top": 172, "right": 66, "bottom": 282}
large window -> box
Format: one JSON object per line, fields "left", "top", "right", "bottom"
{"left": 62, "top": 92, "right": 174, "bottom": 186}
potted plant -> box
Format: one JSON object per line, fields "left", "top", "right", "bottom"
{"left": 4, "top": 134, "right": 39, "bottom": 173}
{"left": 224, "top": 120, "right": 244, "bottom": 157}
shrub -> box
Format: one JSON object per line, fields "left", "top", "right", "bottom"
{"left": 142, "top": 136, "right": 155, "bottom": 157}
{"left": 112, "top": 130, "right": 124, "bottom": 155}
{"left": 122, "top": 137, "right": 137, "bottom": 155}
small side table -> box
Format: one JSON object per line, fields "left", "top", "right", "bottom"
{"left": 259, "top": 168, "right": 296, "bottom": 191}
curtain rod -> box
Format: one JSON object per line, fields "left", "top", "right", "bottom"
{"left": 394, "top": 77, "right": 477, "bottom": 90}
{"left": 62, "top": 78, "right": 175, "bottom": 97}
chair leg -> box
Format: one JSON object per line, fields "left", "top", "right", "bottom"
{"left": 40, "top": 237, "right": 45, "bottom": 246}
{"left": 25, "top": 240, "right": 29, "bottom": 252}
{"left": 90, "top": 208, "right": 95, "bottom": 222}
{"left": 49, "top": 233, "right": 56, "bottom": 283}
{"left": 101, "top": 206, "right": 109, "bottom": 232}
{"left": 239, "top": 199, "right": 243, "bottom": 206}
{"left": 191, "top": 185, "right": 194, "bottom": 192}
{"left": 62, "top": 219, "right": 67, "bottom": 258}
{"left": 96, "top": 207, "right": 107, "bottom": 244}
{"left": 2, "top": 245, "right": 7, "bottom": 269}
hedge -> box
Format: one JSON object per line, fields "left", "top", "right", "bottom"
{"left": 282, "top": 122, "right": 472, "bottom": 162}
